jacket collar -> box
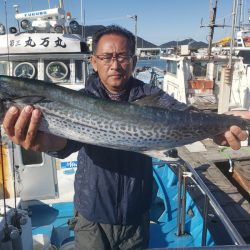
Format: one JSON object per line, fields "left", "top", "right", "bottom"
{"left": 84, "top": 73, "right": 134, "bottom": 101}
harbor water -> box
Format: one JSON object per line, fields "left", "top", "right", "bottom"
{"left": 136, "top": 58, "right": 167, "bottom": 71}
{"left": 135, "top": 58, "right": 166, "bottom": 84}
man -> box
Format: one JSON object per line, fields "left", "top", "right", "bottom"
{"left": 3, "top": 25, "right": 250, "bottom": 250}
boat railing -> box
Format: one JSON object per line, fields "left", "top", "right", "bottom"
{"left": 168, "top": 156, "right": 246, "bottom": 247}
{"left": 157, "top": 246, "right": 250, "bottom": 250}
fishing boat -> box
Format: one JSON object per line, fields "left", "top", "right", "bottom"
{"left": 160, "top": 35, "right": 250, "bottom": 112}
{"left": 0, "top": 1, "right": 250, "bottom": 250}
{"left": 0, "top": 3, "right": 90, "bottom": 90}
{"left": 160, "top": 2, "right": 250, "bottom": 113}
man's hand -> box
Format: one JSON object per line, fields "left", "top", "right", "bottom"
{"left": 3, "top": 105, "right": 67, "bottom": 152}
{"left": 213, "top": 111, "right": 250, "bottom": 150}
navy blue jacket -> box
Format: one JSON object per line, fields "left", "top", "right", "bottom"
{"left": 50, "top": 75, "right": 187, "bottom": 225}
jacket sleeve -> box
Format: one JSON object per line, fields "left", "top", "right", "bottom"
{"left": 46, "top": 139, "right": 83, "bottom": 159}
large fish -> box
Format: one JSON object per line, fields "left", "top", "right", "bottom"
{"left": 0, "top": 75, "right": 249, "bottom": 156}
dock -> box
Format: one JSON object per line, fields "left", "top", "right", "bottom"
{"left": 176, "top": 139, "right": 250, "bottom": 243}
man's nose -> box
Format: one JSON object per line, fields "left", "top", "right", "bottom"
{"left": 110, "top": 58, "right": 120, "bottom": 68}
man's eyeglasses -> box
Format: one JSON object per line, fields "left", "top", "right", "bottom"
{"left": 95, "top": 54, "right": 133, "bottom": 65}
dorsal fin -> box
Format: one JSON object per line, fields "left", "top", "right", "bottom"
{"left": 133, "top": 92, "right": 166, "bottom": 108}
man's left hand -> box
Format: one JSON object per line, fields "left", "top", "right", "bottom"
{"left": 213, "top": 111, "right": 250, "bottom": 150}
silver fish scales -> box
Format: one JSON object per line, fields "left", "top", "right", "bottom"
{"left": 0, "top": 75, "right": 249, "bottom": 154}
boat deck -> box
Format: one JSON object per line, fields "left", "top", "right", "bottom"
{"left": 176, "top": 139, "right": 250, "bottom": 243}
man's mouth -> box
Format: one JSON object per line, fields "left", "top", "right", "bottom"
{"left": 110, "top": 74, "right": 122, "bottom": 78}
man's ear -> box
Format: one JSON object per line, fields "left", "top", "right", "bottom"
{"left": 132, "top": 55, "right": 137, "bottom": 71}
{"left": 91, "top": 55, "right": 98, "bottom": 72}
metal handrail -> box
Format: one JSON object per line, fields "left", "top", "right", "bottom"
{"left": 152, "top": 246, "right": 250, "bottom": 250}
{"left": 175, "top": 158, "right": 246, "bottom": 245}
{"left": 176, "top": 166, "right": 183, "bottom": 236}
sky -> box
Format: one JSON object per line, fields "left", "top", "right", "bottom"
{"left": 0, "top": 0, "right": 250, "bottom": 46}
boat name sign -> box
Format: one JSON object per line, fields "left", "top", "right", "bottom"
{"left": 1, "top": 33, "right": 82, "bottom": 54}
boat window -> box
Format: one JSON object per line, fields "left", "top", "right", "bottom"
{"left": 193, "top": 61, "right": 207, "bottom": 78}
{"left": 20, "top": 147, "right": 43, "bottom": 165}
{"left": 45, "top": 61, "right": 69, "bottom": 82}
{"left": 13, "top": 62, "right": 36, "bottom": 79}
{"left": 0, "top": 61, "right": 8, "bottom": 75}
{"left": 238, "top": 51, "right": 250, "bottom": 64}
{"left": 75, "top": 60, "right": 88, "bottom": 83}
{"left": 165, "top": 60, "right": 177, "bottom": 75}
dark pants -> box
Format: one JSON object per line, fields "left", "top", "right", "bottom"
{"left": 74, "top": 212, "right": 150, "bottom": 250}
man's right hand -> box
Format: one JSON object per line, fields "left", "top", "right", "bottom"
{"left": 3, "top": 105, "right": 67, "bottom": 152}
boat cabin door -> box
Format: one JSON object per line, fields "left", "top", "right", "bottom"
{"left": 10, "top": 143, "right": 58, "bottom": 201}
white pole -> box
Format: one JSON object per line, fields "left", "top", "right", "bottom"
{"left": 135, "top": 15, "right": 137, "bottom": 53}
{"left": 239, "top": 0, "right": 245, "bottom": 29}
{"left": 59, "top": 0, "right": 64, "bottom": 8}
{"left": 228, "top": 0, "right": 238, "bottom": 69}
{"left": 81, "top": 0, "right": 84, "bottom": 39}
{"left": 29, "top": 0, "right": 33, "bottom": 10}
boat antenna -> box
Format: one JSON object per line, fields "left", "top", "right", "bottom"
{"left": 84, "top": 8, "right": 86, "bottom": 41}
{"left": 81, "top": 0, "right": 86, "bottom": 41}
{"left": 81, "top": 0, "right": 83, "bottom": 39}
{"left": 48, "top": 0, "right": 51, "bottom": 8}
{"left": 29, "top": 0, "right": 33, "bottom": 11}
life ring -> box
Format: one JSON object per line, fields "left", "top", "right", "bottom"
{"left": 14, "top": 62, "right": 36, "bottom": 79}
{"left": 46, "top": 61, "right": 69, "bottom": 81}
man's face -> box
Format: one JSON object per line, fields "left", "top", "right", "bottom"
{"left": 91, "top": 34, "right": 136, "bottom": 93}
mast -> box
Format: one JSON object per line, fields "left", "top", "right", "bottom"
{"left": 201, "top": 0, "right": 230, "bottom": 57}
{"left": 207, "top": 0, "right": 218, "bottom": 57}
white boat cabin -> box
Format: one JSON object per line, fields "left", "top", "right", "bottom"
{"left": 161, "top": 45, "right": 250, "bottom": 112}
